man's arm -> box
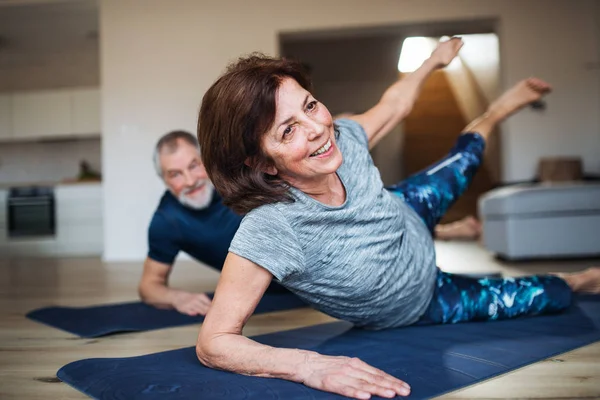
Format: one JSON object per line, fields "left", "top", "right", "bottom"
{"left": 138, "top": 257, "right": 212, "bottom": 316}
{"left": 196, "top": 252, "right": 410, "bottom": 399}
{"left": 349, "top": 37, "right": 464, "bottom": 149}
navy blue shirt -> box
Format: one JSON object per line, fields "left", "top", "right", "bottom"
{"left": 148, "top": 191, "right": 241, "bottom": 269}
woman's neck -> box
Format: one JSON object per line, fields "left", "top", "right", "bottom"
{"left": 293, "top": 173, "right": 346, "bottom": 206}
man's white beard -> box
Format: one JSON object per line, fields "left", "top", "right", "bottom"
{"left": 178, "top": 180, "right": 215, "bottom": 210}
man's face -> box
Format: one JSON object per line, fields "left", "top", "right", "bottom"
{"left": 160, "top": 139, "right": 214, "bottom": 209}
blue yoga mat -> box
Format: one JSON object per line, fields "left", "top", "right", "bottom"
{"left": 27, "top": 292, "right": 307, "bottom": 338}
{"left": 58, "top": 295, "right": 599, "bottom": 399}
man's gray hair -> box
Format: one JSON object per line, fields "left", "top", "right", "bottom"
{"left": 153, "top": 130, "right": 200, "bottom": 177}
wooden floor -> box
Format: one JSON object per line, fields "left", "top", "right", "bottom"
{"left": 1, "top": 242, "right": 599, "bottom": 399}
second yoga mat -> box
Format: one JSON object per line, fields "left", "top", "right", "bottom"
{"left": 27, "top": 292, "right": 307, "bottom": 338}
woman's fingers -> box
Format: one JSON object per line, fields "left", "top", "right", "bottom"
{"left": 305, "top": 355, "right": 410, "bottom": 399}
{"left": 346, "top": 370, "right": 409, "bottom": 397}
{"left": 348, "top": 357, "right": 410, "bottom": 393}
{"left": 343, "top": 360, "right": 409, "bottom": 397}
{"left": 329, "top": 372, "right": 409, "bottom": 399}
{"left": 337, "top": 377, "right": 399, "bottom": 399}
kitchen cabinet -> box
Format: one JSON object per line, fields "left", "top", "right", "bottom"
{"left": 0, "top": 95, "right": 11, "bottom": 139}
{"left": 54, "top": 183, "right": 103, "bottom": 256}
{"left": 71, "top": 88, "right": 101, "bottom": 136}
{"left": 1, "top": 87, "right": 100, "bottom": 141}
{"left": 12, "top": 90, "right": 72, "bottom": 139}
{"left": 0, "top": 189, "right": 7, "bottom": 248}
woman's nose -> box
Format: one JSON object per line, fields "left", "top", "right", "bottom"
{"left": 305, "top": 120, "right": 324, "bottom": 140}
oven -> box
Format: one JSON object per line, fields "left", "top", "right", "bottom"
{"left": 7, "top": 186, "right": 56, "bottom": 238}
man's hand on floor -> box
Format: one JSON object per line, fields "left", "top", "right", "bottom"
{"left": 172, "top": 292, "right": 212, "bottom": 316}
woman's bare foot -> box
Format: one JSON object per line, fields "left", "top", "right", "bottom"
{"left": 556, "top": 267, "right": 600, "bottom": 294}
{"left": 488, "top": 77, "right": 552, "bottom": 122}
{"left": 463, "top": 78, "right": 552, "bottom": 141}
{"left": 435, "top": 216, "right": 482, "bottom": 241}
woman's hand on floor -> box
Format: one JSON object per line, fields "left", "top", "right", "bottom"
{"left": 298, "top": 352, "right": 411, "bottom": 399}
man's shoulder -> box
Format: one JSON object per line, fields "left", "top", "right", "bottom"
{"left": 149, "top": 192, "right": 180, "bottom": 234}
{"left": 154, "top": 190, "right": 181, "bottom": 212}
{"left": 151, "top": 191, "right": 241, "bottom": 232}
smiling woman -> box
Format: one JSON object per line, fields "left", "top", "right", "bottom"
{"left": 197, "top": 55, "right": 317, "bottom": 214}
{"left": 195, "top": 47, "right": 599, "bottom": 400}
{"left": 259, "top": 77, "right": 345, "bottom": 205}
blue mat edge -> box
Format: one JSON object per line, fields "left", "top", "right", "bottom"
{"left": 55, "top": 317, "right": 600, "bottom": 400}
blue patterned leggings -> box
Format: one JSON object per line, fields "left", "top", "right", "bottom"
{"left": 386, "top": 133, "right": 572, "bottom": 324}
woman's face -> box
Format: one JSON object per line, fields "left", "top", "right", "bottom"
{"left": 261, "top": 78, "right": 342, "bottom": 188}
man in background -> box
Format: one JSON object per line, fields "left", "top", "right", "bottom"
{"left": 139, "top": 130, "right": 285, "bottom": 316}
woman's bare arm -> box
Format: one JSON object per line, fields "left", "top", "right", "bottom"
{"left": 196, "top": 252, "right": 309, "bottom": 379}
{"left": 350, "top": 38, "right": 463, "bottom": 149}
{"left": 196, "top": 252, "right": 410, "bottom": 399}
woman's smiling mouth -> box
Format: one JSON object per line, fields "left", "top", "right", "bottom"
{"left": 310, "top": 139, "right": 332, "bottom": 157}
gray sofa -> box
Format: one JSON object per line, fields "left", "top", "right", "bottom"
{"left": 478, "top": 183, "right": 600, "bottom": 260}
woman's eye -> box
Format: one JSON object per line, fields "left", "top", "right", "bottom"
{"left": 283, "top": 126, "right": 292, "bottom": 136}
{"left": 307, "top": 101, "right": 317, "bottom": 111}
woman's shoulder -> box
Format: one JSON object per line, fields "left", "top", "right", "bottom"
{"left": 334, "top": 118, "right": 368, "bottom": 148}
{"left": 242, "top": 202, "right": 289, "bottom": 225}
{"left": 233, "top": 202, "right": 297, "bottom": 246}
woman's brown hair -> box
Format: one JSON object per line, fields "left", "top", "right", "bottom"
{"left": 197, "top": 54, "right": 312, "bottom": 214}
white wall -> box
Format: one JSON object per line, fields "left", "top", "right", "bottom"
{"left": 444, "top": 34, "right": 500, "bottom": 123}
{"left": 0, "top": 138, "right": 101, "bottom": 184}
{"left": 457, "top": 33, "right": 500, "bottom": 104}
{"left": 101, "top": 0, "right": 600, "bottom": 261}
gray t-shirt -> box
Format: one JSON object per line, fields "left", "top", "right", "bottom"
{"left": 229, "top": 119, "right": 437, "bottom": 329}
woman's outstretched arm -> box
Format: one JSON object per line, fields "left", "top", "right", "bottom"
{"left": 196, "top": 252, "right": 410, "bottom": 399}
{"left": 350, "top": 37, "right": 463, "bottom": 149}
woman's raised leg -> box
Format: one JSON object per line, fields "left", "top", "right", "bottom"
{"left": 387, "top": 78, "right": 552, "bottom": 234}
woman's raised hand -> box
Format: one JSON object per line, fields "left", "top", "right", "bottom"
{"left": 297, "top": 352, "right": 410, "bottom": 399}
{"left": 431, "top": 37, "right": 464, "bottom": 69}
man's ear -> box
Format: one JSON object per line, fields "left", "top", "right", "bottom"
{"left": 244, "top": 157, "right": 278, "bottom": 176}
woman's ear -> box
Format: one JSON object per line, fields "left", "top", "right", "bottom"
{"left": 264, "top": 165, "right": 278, "bottom": 176}
{"left": 244, "top": 157, "right": 278, "bottom": 176}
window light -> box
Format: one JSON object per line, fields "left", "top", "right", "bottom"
{"left": 397, "top": 36, "right": 438, "bottom": 73}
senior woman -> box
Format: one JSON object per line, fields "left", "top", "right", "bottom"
{"left": 195, "top": 39, "right": 600, "bottom": 399}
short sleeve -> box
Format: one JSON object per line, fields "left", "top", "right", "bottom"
{"left": 228, "top": 206, "right": 305, "bottom": 281}
{"left": 335, "top": 118, "right": 369, "bottom": 149}
{"left": 147, "top": 212, "right": 180, "bottom": 265}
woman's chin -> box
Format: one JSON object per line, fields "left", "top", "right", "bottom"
{"left": 312, "top": 154, "right": 343, "bottom": 177}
